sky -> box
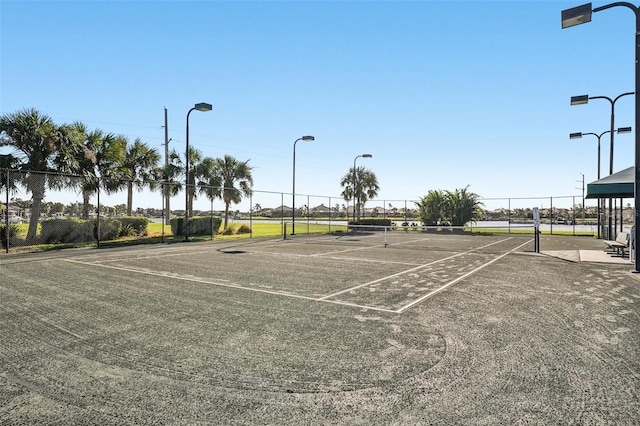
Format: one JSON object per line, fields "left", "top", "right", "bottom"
{"left": 1, "top": 0, "right": 637, "bottom": 213}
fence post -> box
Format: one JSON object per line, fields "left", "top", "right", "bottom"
{"left": 508, "top": 198, "right": 511, "bottom": 234}
{"left": 4, "top": 169, "right": 9, "bottom": 253}
{"left": 550, "top": 197, "right": 553, "bottom": 235}
{"left": 573, "top": 195, "right": 576, "bottom": 236}
{"left": 97, "top": 180, "right": 101, "bottom": 248}
{"left": 281, "top": 193, "right": 284, "bottom": 237}
{"left": 306, "top": 194, "right": 310, "bottom": 235}
{"left": 328, "top": 196, "right": 332, "bottom": 234}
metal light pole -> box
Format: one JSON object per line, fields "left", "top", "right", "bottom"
{"left": 570, "top": 127, "right": 631, "bottom": 238}
{"left": 352, "top": 154, "right": 372, "bottom": 224}
{"left": 184, "top": 102, "right": 212, "bottom": 241}
{"left": 562, "top": 2, "right": 640, "bottom": 272}
{"left": 164, "top": 107, "right": 172, "bottom": 226}
{"left": 571, "top": 92, "right": 633, "bottom": 239}
{"left": 578, "top": 173, "right": 586, "bottom": 222}
{"left": 291, "top": 135, "right": 314, "bottom": 235}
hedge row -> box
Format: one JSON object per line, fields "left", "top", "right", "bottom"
{"left": 350, "top": 218, "right": 392, "bottom": 226}
{"left": 40, "top": 216, "right": 150, "bottom": 244}
{"left": 170, "top": 216, "right": 222, "bottom": 236}
{"left": 347, "top": 218, "right": 392, "bottom": 231}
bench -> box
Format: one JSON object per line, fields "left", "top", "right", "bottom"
{"left": 604, "top": 231, "right": 630, "bottom": 257}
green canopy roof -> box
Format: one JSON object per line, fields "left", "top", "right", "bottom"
{"left": 586, "top": 166, "right": 634, "bottom": 199}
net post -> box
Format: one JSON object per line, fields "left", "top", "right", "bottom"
{"left": 384, "top": 225, "right": 388, "bottom": 248}
{"left": 283, "top": 221, "right": 287, "bottom": 240}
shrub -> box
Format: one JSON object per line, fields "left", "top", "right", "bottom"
{"left": 356, "top": 218, "right": 392, "bottom": 226}
{"left": 220, "top": 227, "right": 235, "bottom": 235}
{"left": 40, "top": 219, "right": 94, "bottom": 244}
{"left": 172, "top": 216, "right": 222, "bottom": 236}
{"left": 236, "top": 224, "right": 251, "bottom": 234}
{"left": 170, "top": 217, "right": 184, "bottom": 236}
{"left": 95, "top": 219, "right": 122, "bottom": 241}
{"left": 118, "top": 216, "right": 149, "bottom": 236}
{"left": 0, "top": 224, "right": 19, "bottom": 248}
{"left": 348, "top": 218, "right": 391, "bottom": 231}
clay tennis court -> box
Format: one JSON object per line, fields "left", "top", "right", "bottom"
{"left": 1, "top": 233, "right": 639, "bottom": 424}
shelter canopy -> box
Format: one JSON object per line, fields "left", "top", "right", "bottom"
{"left": 586, "top": 166, "right": 633, "bottom": 199}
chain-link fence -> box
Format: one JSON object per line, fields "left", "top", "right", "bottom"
{"left": 2, "top": 168, "right": 621, "bottom": 254}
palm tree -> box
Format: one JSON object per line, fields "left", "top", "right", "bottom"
{"left": 340, "top": 166, "right": 380, "bottom": 222}
{"left": 158, "top": 148, "right": 185, "bottom": 222}
{"left": 416, "top": 190, "right": 448, "bottom": 226}
{"left": 195, "top": 156, "right": 222, "bottom": 215}
{"left": 0, "top": 108, "right": 85, "bottom": 238}
{"left": 214, "top": 155, "right": 253, "bottom": 229}
{"left": 0, "top": 153, "right": 20, "bottom": 195}
{"left": 68, "top": 123, "right": 126, "bottom": 218}
{"left": 185, "top": 147, "right": 204, "bottom": 218}
{"left": 115, "top": 137, "right": 160, "bottom": 216}
{"left": 416, "top": 186, "right": 484, "bottom": 227}
{"left": 445, "top": 186, "right": 484, "bottom": 226}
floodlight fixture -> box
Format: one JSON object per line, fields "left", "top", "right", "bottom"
{"left": 561, "top": 3, "right": 592, "bottom": 29}
{"left": 195, "top": 103, "right": 213, "bottom": 112}
{"left": 571, "top": 95, "right": 589, "bottom": 105}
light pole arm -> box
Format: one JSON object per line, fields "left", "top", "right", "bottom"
{"left": 593, "top": 2, "right": 638, "bottom": 14}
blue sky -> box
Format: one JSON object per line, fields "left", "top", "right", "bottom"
{"left": 1, "top": 0, "right": 637, "bottom": 212}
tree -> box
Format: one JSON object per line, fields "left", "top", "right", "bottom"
{"left": 159, "top": 148, "right": 185, "bottom": 219}
{"left": 445, "top": 186, "right": 484, "bottom": 226}
{"left": 214, "top": 155, "right": 253, "bottom": 229}
{"left": 68, "top": 123, "right": 126, "bottom": 219}
{"left": 195, "top": 155, "right": 222, "bottom": 216}
{"left": 0, "top": 108, "right": 85, "bottom": 238}
{"left": 416, "top": 186, "right": 484, "bottom": 227}
{"left": 340, "top": 166, "right": 380, "bottom": 222}
{"left": 0, "top": 153, "right": 20, "bottom": 195}
{"left": 115, "top": 137, "right": 160, "bottom": 216}
{"left": 183, "top": 147, "right": 205, "bottom": 217}
{"left": 416, "top": 190, "right": 448, "bottom": 226}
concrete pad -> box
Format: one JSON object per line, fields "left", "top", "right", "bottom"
{"left": 541, "top": 250, "right": 580, "bottom": 262}
{"left": 579, "top": 249, "right": 632, "bottom": 264}
{"left": 542, "top": 249, "right": 632, "bottom": 264}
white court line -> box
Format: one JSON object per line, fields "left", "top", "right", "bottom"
{"left": 396, "top": 238, "right": 532, "bottom": 313}
{"left": 62, "top": 237, "right": 531, "bottom": 315}
{"left": 63, "top": 258, "right": 395, "bottom": 312}
{"left": 316, "top": 299, "right": 398, "bottom": 313}
{"left": 62, "top": 258, "right": 319, "bottom": 302}
{"left": 318, "top": 238, "right": 515, "bottom": 301}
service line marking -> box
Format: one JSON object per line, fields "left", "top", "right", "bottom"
{"left": 396, "top": 238, "right": 532, "bottom": 313}
{"left": 319, "top": 238, "right": 516, "bottom": 301}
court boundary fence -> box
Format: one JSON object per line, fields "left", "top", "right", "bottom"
{"left": 1, "top": 168, "right": 605, "bottom": 254}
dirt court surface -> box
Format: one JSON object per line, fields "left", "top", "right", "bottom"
{"left": 1, "top": 233, "right": 639, "bottom": 425}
